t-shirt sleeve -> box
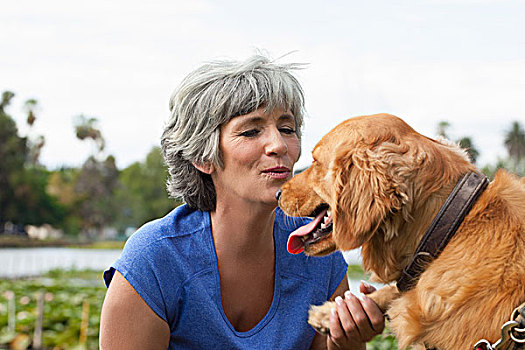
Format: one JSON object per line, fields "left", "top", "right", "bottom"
{"left": 328, "top": 251, "right": 348, "bottom": 297}
{"left": 103, "top": 231, "right": 173, "bottom": 323}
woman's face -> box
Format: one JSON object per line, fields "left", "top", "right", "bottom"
{"left": 211, "top": 107, "right": 301, "bottom": 209}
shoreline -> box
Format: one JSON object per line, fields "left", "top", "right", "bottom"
{"left": 0, "top": 234, "right": 125, "bottom": 249}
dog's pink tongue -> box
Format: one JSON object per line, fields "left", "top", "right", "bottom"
{"left": 287, "top": 209, "right": 327, "bottom": 254}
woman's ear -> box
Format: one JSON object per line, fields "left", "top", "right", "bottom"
{"left": 192, "top": 161, "right": 215, "bottom": 175}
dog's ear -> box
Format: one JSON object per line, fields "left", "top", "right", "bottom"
{"left": 331, "top": 140, "right": 411, "bottom": 250}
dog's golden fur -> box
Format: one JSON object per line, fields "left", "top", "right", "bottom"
{"left": 279, "top": 114, "right": 525, "bottom": 349}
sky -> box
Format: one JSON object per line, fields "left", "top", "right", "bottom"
{"left": 1, "top": 0, "right": 524, "bottom": 171}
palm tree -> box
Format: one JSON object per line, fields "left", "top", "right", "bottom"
{"left": 23, "top": 99, "right": 45, "bottom": 165}
{"left": 436, "top": 121, "right": 450, "bottom": 139}
{"left": 0, "top": 91, "right": 15, "bottom": 114}
{"left": 458, "top": 136, "right": 479, "bottom": 164}
{"left": 23, "top": 99, "right": 38, "bottom": 127}
{"left": 504, "top": 121, "right": 525, "bottom": 171}
{"left": 73, "top": 114, "right": 105, "bottom": 155}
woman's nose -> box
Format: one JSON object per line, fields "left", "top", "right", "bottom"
{"left": 265, "top": 128, "right": 288, "bottom": 156}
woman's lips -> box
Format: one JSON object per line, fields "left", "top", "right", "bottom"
{"left": 263, "top": 167, "right": 291, "bottom": 179}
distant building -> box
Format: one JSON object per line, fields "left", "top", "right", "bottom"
{"left": 1, "top": 222, "right": 28, "bottom": 236}
{"left": 25, "top": 224, "right": 64, "bottom": 240}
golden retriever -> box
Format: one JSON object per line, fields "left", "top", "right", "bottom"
{"left": 279, "top": 114, "right": 525, "bottom": 350}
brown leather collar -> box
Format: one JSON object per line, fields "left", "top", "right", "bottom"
{"left": 397, "top": 171, "right": 489, "bottom": 293}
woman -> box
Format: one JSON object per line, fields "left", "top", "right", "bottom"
{"left": 100, "top": 54, "right": 384, "bottom": 349}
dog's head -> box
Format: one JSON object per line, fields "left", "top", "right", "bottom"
{"left": 280, "top": 114, "right": 474, "bottom": 261}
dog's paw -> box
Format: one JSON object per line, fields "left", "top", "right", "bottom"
{"left": 308, "top": 301, "right": 335, "bottom": 335}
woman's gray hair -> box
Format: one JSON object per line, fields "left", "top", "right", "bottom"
{"left": 161, "top": 54, "right": 306, "bottom": 211}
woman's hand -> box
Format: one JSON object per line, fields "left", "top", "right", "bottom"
{"left": 326, "top": 281, "right": 385, "bottom": 350}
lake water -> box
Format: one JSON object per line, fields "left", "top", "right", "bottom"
{"left": 0, "top": 247, "right": 375, "bottom": 292}
{"left": 0, "top": 247, "right": 122, "bottom": 279}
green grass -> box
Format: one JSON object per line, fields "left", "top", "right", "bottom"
{"left": 368, "top": 326, "right": 398, "bottom": 349}
{"left": 66, "top": 241, "right": 125, "bottom": 250}
{"left": 0, "top": 235, "right": 126, "bottom": 249}
{"left": 347, "top": 264, "right": 367, "bottom": 279}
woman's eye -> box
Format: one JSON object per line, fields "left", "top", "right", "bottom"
{"left": 279, "top": 127, "right": 296, "bottom": 135}
{"left": 240, "top": 129, "right": 260, "bottom": 137}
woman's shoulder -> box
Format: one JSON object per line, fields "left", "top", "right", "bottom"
{"left": 125, "top": 204, "right": 209, "bottom": 251}
{"left": 107, "top": 204, "right": 213, "bottom": 286}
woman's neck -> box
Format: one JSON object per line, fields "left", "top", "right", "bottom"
{"left": 210, "top": 200, "right": 276, "bottom": 258}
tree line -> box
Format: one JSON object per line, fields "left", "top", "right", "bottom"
{"left": 0, "top": 90, "right": 524, "bottom": 239}
{"left": 0, "top": 91, "right": 179, "bottom": 239}
{"left": 436, "top": 120, "right": 525, "bottom": 177}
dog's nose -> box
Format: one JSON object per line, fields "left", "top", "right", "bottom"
{"left": 275, "top": 189, "right": 282, "bottom": 201}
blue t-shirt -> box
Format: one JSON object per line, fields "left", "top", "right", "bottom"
{"left": 104, "top": 205, "right": 347, "bottom": 350}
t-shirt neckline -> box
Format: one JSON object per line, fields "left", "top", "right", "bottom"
{"left": 204, "top": 210, "right": 282, "bottom": 338}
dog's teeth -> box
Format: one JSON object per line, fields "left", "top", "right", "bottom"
{"left": 321, "top": 223, "right": 326, "bottom": 229}
{"left": 327, "top": 209, "right": 331, "bottom": 217}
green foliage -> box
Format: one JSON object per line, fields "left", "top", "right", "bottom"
{"left": 10, "top": 167, "right": 67, "bottom": 226}
{"left": 368, "top": 327, "right": 398, "bottom": 349}
{"left": 74, "top": 156, "right": 119, "bottom": 238}
{"left": 347, "top": 264, "right": 367, "bottom": 279}
{"left": 436, "top": 120, "right": 451, "bottom": 138}
{"left": 46, "top": 167, "right": 83, "bottom": 235}
{"left": 114, "top": 147, "right": 180, "bottom": 230}
{"left": 504, "top": 121, "right": 525, "bottom": 175}
{"left": 0, "top": 269, "right": 106, "bottom": 350}
{"left": 67, "top": 241, "right": 126, "bottom": 250}
{"left": 0, "top": 93, "right": 28, "bottom": 225}
{"left": 23, "top": 98, "right": 45, "bottom": 165}
{"left": 0, "top": 119, "right": 27, "bottom": 224}
{"left": 436, "top": 120, "right": 481, "bottom": 165}
{"left": 73, "top": 115, "right": 105, "bottom": 153}
{"left": 437, "top": 119, "right": 525, "bottom": 173}
{"left": 481, "top": 159, "right": 509, "bottom": 180}
{"left": 0, "top": 92, "right": 64, "bottom": 227}
{"left": 458, "top": 136, "right": 479, "bottom": 164}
